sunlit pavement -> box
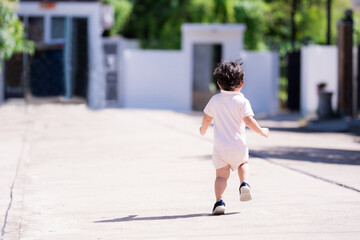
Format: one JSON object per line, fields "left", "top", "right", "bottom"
{"left": 1, "top": 102, "right": 359, "bottom": 239}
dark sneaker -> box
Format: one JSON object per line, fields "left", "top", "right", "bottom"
{"left": 239, "top": 182, "right": 252, "bottom": 201}
{"left": 212, "top": 199, "right": 226, "bottom": 215}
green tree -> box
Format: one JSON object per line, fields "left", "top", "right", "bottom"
{"left": 102, "top": 0, "right": 133, "bottom": 36}
{"left": 233, "top": 0, "right": 267, "bottom": 50}
{"left": 264, "top": 0, "right": 352, "bottom": 55}
{"left": 108, "top": 0, "right": 355, "bottom": 51}
{"left": 263, "top": 0, "right": 353, "bottom": 107}
{"left": 0, "top": 0, "right": 33, "bottom": 64}
{"left": 119, "top": 0, "right": 265, "bottom": 50}
{"left": 122, "top": 0, "right": 191, "bottom": 49}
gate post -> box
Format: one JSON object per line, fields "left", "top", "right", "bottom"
{"left": 338, "top": 10, "right": 353, "bottom": 116}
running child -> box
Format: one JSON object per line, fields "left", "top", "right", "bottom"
{"left": 199, "top": 59, "right": 270, "bottom": 215}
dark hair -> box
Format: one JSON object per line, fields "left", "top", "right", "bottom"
{"left": 213, "top": 60, "right": 244, "bottom": 91}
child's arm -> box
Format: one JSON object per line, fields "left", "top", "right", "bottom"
{"left": 243, "top": 116, "right": 269, "bottom": 138}
{"left": 200, "top": 113, "right": 213, "bottom": 136}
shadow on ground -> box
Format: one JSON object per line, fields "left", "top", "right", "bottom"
{"left": 251, "top": 147, "right": 360, "bottom": 165}
{"left": 94, "top": 212, "right": 240, "bottom": 223}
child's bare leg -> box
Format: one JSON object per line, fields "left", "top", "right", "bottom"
{"left": 215, "top": 165, "right": 230, "bottom": 201}
{"left": 238, "top": 161, "right": 249, "bottom": 183}
{"left": 238, "top": 161, "right": 252, "bottom": 201}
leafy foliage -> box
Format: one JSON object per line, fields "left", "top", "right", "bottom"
{"left": 105, "top": 0, "right": 356, "bottom": 52}
{"left": 120, "top": 0, "right": 191, "bottom": 49}
{"left": 264, "top": 0, "right": 353, "bottom": 54}
{"left": 0, "top": 0, "right": 34, "bottom": 63}
{"left": 233, "top": 0, "right": 267, "bottom": 50}
{"left": 102, "top": 0, "right": 133, "bottom": 36}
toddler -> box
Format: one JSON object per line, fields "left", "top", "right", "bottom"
{"left": 199, "top": 60, "right": 269, "bottom": 215}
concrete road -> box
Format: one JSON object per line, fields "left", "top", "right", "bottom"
{"left": 1, "top": 103, "right": 359, "bottom": 239}
{"left": 249, "top": 114, "right": 360, "bottom": 191}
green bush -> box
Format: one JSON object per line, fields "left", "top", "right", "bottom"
{"left": 0, "top": 0, "right": 34, "bottom": 63}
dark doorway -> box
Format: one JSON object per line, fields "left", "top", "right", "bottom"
{"left": 286, "top": 51, "right": 301, "bottom": 110}
{"left": 71, "top": 17, "right": 89, "bottom": 99}
{"left": 4, "top": 54, "right": 25, "bottom": 99}
{"left": 192, "top": 44, "right": 222, "bottom": 111}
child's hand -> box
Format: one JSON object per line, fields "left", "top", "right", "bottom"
{"left": 199, "top": 126, "right": 206, "bottom": 136}
{"left": 261, "top": 128, "right": 270, "bottom": 138}
{"left": 200, "top": 114, "right": 212, "bottom": 136}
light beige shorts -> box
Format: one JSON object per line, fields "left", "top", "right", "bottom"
{"left": 212, "top": 147, "right": 249, "bottom": 171}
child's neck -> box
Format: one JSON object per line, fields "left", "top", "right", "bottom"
{"left": 233, "top": 87, "right": 242, "bottom": 91}
{"left": 222, "top": 87, "right": 241, "bottom": 92}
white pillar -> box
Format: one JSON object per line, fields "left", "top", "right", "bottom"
{"left": 0, "top": 63, "right": 4, "bottom": 104}
{"left": 87, "top": 6, "right": 105, "bottom": 109}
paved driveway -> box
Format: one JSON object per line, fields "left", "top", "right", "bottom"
{"left": 1, "top": 103, "right": 359, "bottom": 239}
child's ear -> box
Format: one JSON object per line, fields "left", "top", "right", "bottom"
{"left": 217, "top": 81, "right": 222, "bottom": 89}
{"left": 237, "top": 81, "right": 245, "bottom": 90}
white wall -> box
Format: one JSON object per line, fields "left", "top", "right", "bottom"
{"left": 352, "top": 48, "right": 358, "bottom": 114}
{"left": 121, "top": 24, "right": 278, "bottom": 113}
{"left": 121, "top": 49, "right": 279, "bottom": 113}
{"left": 301, "top": 45, "right": 338, "bottom": 116}
{"left": 122, "top": 50, "right": 189, "bottom": 110}
{"left": 182, "top": 24, "right": 246, "bottom": 60}
{"left": 240, "top": 51, "right": 279, "bottom": 114}
{"left": 0, "top": 63, "right": 3, "bottom": 104}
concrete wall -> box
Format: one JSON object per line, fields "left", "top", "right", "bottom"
{"left": 300, "top": 45, "right": 338, "bottom": 116}
{"left": 0, "top": 64, "right": 3, "bottom": 104}
{"left": 301, "top": 45, "right": 359, "bottom": 116}
{"left": 352, "top": 48, "right": 358, "bottom": 114}
{"left": 122, "top": 50, "right": 189, "bottom": 110}
{"left": 121, "top": 49, "right": 279, "bottom": 113}
{"left": 240, "top": 51, "right": 279, "bottom": 114}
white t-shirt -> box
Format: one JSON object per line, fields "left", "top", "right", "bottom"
{"left": 204, "top": 90, "right": 254, "bottom": 170}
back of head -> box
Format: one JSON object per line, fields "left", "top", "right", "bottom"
{"left": 213, "top": 60, "right": 244, "bottom": 91}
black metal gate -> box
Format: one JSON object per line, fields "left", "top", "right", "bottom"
{"left": 29, "top": 45, "right": 65, "bottom": 97}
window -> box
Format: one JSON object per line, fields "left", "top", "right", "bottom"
{"left": 51, "top": 17, "right": 65, "bottom": 40}
{"left": 28, "top": 17, "right": 44, "bottom": 42}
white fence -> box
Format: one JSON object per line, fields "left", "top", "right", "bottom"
{"left": 300, "top": 45, "right": 338, "bottom": 116}
{"left": 300, "top": 45, "right": 358, "bottom": 116}
{"left": 241, "top": 51, "right": 279, "bottom": 114}
{"left": 122, "top": 50, "right": 189, "bottom": 110}
{"left": 121, "top": 49, "right": 279, "bottom": 113}
{"left": 0, "top": 66, "right": 3, "bottom": 105}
